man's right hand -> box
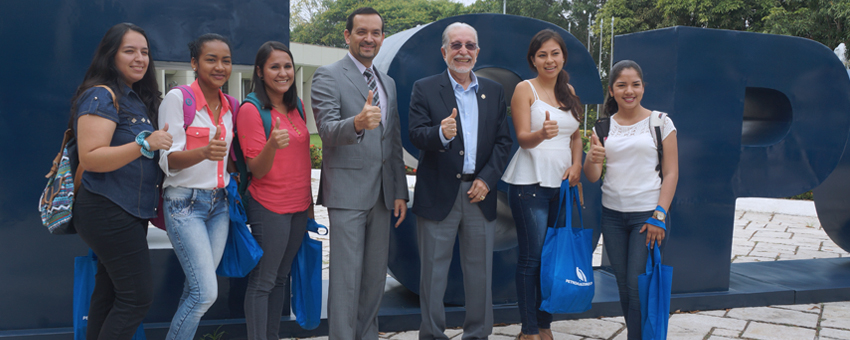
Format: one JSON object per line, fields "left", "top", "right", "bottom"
{"left": 268, "top": 117, "right": 290, "bottom": 149}
{"left": 441, "top": 108, "right": 458, "bottom": 139}
{"left": 354, "top": 90, "right": 382, "bottom": 132}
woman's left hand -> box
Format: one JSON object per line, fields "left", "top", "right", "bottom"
{"left": 563, "top": 164, "right": 582, "bottom": 187}
{"left": 640, "top": 223, "right": 666, "bottom": 249}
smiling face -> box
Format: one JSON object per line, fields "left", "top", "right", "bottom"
{"left": 344, "top": 13, "right": 384, "bottom": 67}
{"left": 192, "top": 40, "right": 232, "bottom": 91}
{"left": 532, "top": 39, "right": 565, "bottom": 79}
{"left": 258, "top": 49, "right": 294, "bottom": 99}
{"left": 441, "top": 26, "right": 478, "bottom": 76}
{"left": 114, "top": 30, "right": 149, "bottom": 87}
{"left": 609, "top": 67, "right": 644, "bottom": 111}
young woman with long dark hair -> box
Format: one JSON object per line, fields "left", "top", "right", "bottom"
{"left": 501, "top": 29, "right": 584, "bottom": 340}
{"left": 157, "top": 33, "right": 235, "bottom": 340}
{"left": 584, "top": 60, "right": 679, "bottom": 340}
{"left": 71, "top": 22, "right": 171, "bottom": 340}
{"left": 237, "top": 41, "right": 314, "bottom": 339}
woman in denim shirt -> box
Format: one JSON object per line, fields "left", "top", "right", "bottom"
{"left": 157, "top": 34, "right": 235, "bottom": 340}
{"left": 71, "top": 23, "right": 172, "bottom": 340}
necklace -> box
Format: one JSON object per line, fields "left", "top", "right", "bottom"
{"left": 272, "top": 104, "right": 302, "bottom": 136}
{"left": 536, "top": 79, "right": 558, "bottom": 107}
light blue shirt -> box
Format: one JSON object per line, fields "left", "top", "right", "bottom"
{"left": 440, "top": 71, "right": 480, "bottom": 174}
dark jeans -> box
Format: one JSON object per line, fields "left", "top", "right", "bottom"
{"left": 600, "top": 206, "right": 658, "bottom": 340}
{"left": 243, "top": 193, "right": 308, "bottom": 340}
{"left": 508, "top": 184, "right": 565, "bottom": 335}
{"left": 73, "top": 187, "right": 153, "bottom": 340}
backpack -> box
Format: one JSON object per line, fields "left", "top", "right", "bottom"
{"left": 39, "top": 85, "right": 116, "bottom": 234}
{"left": 593, "top": 111, "right": 667, "bottom": 179}
{"left": 232, "top": 92, "right": 305, "bottom": 197}
{"left": 149, "top": 85, "right": 241, "bottom": 230}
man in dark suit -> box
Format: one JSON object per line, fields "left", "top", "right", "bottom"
{"left": 311, "top": 7, "right": 409, "bottom": 340}
{"left": 408, "top": 22, "right": 512, "bottom": 340}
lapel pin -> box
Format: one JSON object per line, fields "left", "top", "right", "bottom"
{"left": 481, "top": 94, "right": 486, "bottom": 99}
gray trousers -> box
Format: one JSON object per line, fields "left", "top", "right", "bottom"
{"left": 327, "top": 191, "right": 391, "bottom": 340}
{"left": 418, "top": 181, "right": 495, "bottom": 340}
{"left": 244, "top": 194, "right": 308, "bottom": 340}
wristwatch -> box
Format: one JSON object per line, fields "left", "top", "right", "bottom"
{"left": 653, "top": 210, "right": 666, "bottom": 222}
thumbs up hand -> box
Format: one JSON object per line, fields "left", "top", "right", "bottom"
{"left": 268, "top": 117, "right": 290, "bottom": 149}
{"left": 204, "top": 124, "right": 228, "bottom": 161}
{"left": 587, "top": 131, "right": 606, "bottom": 164}
{"left": 441, "top": 108, "right": 458, "bottom": 139}
{"left": 354, "top": 90, "right": 382, "bottom": 132}
{"left": 539, "top": 111, "right": 559, "bottom": 140}
{"left": 147, "top": 122, "right": 173, "bottom": 151}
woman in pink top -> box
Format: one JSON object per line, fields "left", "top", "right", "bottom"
{"left": 237, "top": 41, "right": 313, "bottom": 339}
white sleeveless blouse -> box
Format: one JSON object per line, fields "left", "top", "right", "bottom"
{"left": 502, "top": 80, "right": 580, "bottom": 188}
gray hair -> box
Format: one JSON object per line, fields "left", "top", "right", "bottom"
{"left": 441, "top": 22, "right": 480, "bottom": 49}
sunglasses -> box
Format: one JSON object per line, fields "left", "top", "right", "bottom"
{"left": 449, "top": 42, "right": 477, "bottom": 51}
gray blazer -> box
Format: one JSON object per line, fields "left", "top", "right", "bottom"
{"left": 311, "top": 56, "right": 409, "bottom": 210}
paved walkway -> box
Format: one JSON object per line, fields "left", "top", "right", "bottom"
{"left": 298, "top": 172, "right": 850, "bottom": 340}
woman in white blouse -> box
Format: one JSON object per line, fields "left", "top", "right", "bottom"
{"left": 157, "top": 33, "right": 236, "bottom": 340}
{"left": 502, "top": 29, "right": 584, "bottom": 340}
{"left": 583, "top": 60, "right": 679, "bottom": 340}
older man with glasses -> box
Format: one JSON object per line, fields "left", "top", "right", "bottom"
{"left": 408, "top": 22, "right": 512, "bottom": 340}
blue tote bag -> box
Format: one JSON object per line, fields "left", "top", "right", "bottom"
{"left": 539, "top": 181, "right": 595, "bottom": 314}
{"left": 73, "top": 250, "right": 146, "bottom": 340}
{"left": 639, "top": 245, "right": 673, "bottom": 340}
{"left": 290, "top": 218, "right": 327, "bottom": 330}
{"left": 216, "top": 175, "right": 264, "bottom": 277}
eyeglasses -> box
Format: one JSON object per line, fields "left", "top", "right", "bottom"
{"left": 449, "top": 42, "right": 477, "bottom": 51}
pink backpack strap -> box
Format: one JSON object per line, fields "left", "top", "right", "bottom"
{"left": 174, "top": 85, "right": 197, "bottom": 130}
{"left": 224, "top": 93, "right": 241, "bottom": 162}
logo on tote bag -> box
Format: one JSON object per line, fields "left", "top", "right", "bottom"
{"left": 567, "top": 267, "right": 593, "bottom": 286}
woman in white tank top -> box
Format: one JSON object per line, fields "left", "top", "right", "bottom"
{"left": 583, "top": 60, "right": 679, "bottom": 340}
{"left": 502, "top": 29, "right": 584, "bottom": 340}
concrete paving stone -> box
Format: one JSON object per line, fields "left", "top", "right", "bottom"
{"left": 751, "top": 230, "right": 793, "bottom": 239}
{"left": 741, "top": 211, "right": 774, "bottom": 223}
{"left": 548, "top": 331, "right": 583, "bottom": 340}
{"left": 731, "top": 255, "right": 775, "bottom": 263}
{"left": 752, "top": 242, "right": 797, "bottom": 253}
{"left": 778, "top": 252, "right": 841, "bottom": 261}
{"left": 599, "top": 316, "right": 626, "bottom": 324}
{"left": 820, "top": 301, "right": 850, "bottom": 329}
{"left": 710, "top": 327, "right": 741, "bottom": 337}
{"left": 730, "top": 245, "right": 754, "bottom": 258}
{"left": 550, "top": 318, "right": 623, "bottom": 339}
{"left": 733, "top": 230, "right": 757, "bottom": 241}
{"left": 611, "top": 331, "right": 628, "bottom": 340}
{"left": 490, "top": 335, "right": 514, "bottom": 340}
{"left": 388, "top": 331, "right": 419, "bottom": 340}
{"left": 379, "top": 332, "right": 396, "bottom": 338}
{"left": 492, "top": 324, "right": 521, "bottom": 336}
{"left": 696, "top": 310, "right": 728, "bottom": 317}
{"left": 771, "top": 303, "right": 821, "bottom": 314}
{"left": 743, "top": 222, "right": 767, "bottom": 229}
{"left": 705, "top": 336, "right": 738, "bottom": 340}
{"left": 748, "top": 236, "right": 800, "bottom": 246}
{"left": 290, "top": 336, "right": 328, "bottom": 340}
{"left": 669, "top": 313, "right": 748, "bottom": 332}
{"left": 727, "top": 306, "right": 819, "bottom": 327}
{"left": 773, "top": 214, "right": 820, "bottom": 225}
{"left": 820, "top": 327, "right": 850, "bottom": 340}
{"left": 445, "top": 328, "right": 463, "bottom": 338}
{"left": 747, "top": 250, "right": 780, "bottom": 260}
{"left": 735, "top": 210, "right": 745, "bottom": 219}
{"left": 785, "top": 226, "right": 828, "bottom": 235}
{"left": 792, "top": 232, "right": 835, "bottom": 241}
{"left": 761, "top": 222, "right": 789, "bottom": 231}
{"left": 741, "top": 321, "right": 816, "bottom": 340}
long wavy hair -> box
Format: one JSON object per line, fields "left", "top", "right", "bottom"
{"left": 69, "top": 23, "right": 161, "bottom": 131}
{"left": 603, "top": 60, "right": 644, "bottom": 117}
{"left": 526, "top": 29, "right": 583, "bottom": 122}
{"left": 249, "top": 41, "right": 298, "bottom": 111}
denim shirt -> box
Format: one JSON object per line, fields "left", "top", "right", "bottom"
{"left": 74, "top": 85, "right": 163, "bottom": 219}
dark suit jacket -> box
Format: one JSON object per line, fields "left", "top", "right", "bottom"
{"left": 408, "top": 70, "right": 512, "bottom": 222}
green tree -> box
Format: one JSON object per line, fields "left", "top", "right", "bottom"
{"left": 762, "top": 0, "right": 850, "bottom": 52}
{"left": 291, "top": 0, "right": 468, "bottom": 47}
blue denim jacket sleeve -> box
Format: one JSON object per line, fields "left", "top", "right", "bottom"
{"left": 74, "top": 87, "right": 119, "bottom": 126}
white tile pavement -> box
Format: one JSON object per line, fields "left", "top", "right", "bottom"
{"left": 282, "top": 174, "right": 850, "bottom": 340}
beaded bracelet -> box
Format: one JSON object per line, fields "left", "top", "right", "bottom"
{"left": 135, "top": 131, "right": 154, "bottom": 159}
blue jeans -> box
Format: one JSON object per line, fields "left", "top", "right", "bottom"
{"left": 163, "top": 186, "right": 229, "bottom": 340}
{"left": 508, "top": 184, "right": 565, "bottom": 335}
{"left": 601, "top": 206, "right": 658, "bottom": 340}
